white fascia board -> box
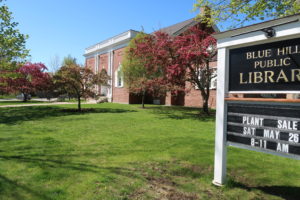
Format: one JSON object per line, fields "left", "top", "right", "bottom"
{"left": 215, "top": 15, "right": 300, "bottom": 49}
{"left": 217, "top": 21, "right": 300, "bottom": 49}
{"left": 84, "top": 30, "right": 138, "bottom": 57}
{"left": 84, "top": 43, "right": 129, "bottom": 59}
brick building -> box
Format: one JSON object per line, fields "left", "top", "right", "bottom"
{"left": 84, "top": 18, "right": 218, "bottom": 107}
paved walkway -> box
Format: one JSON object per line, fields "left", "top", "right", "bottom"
{"left": 0, "top": 102, "right": 80, "bottom": 108}
{"left": 0, "top": 98, "right": 58, "bottom": 102}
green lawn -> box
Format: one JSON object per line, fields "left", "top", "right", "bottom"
{"left": 0, "top": 103, "right": 299, "bottom": 200}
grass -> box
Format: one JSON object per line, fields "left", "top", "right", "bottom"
{"left": 0, "top": 103, "right": 299, "bottom": 200}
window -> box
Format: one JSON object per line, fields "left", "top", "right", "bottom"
{"left": 115, "top": 63, "right": 124, "bottom": 88}
{"left": 210, "top": 69, "right": 217, "bottom": 89}
{"left": 194, "top": 68, "right": 217, "bottom": 90}
{"left": 100, "top": 86, "right": 108, "bottom": 96}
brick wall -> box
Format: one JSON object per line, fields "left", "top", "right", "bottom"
{"left": 86, "top": 57, "right": 95, "bottom": 71}
{"left": 165, "top": 92, "right": 172, "bottom": 106}
{"left": 184, "top": 86, "right": 216, "bottom": 108}
{"left": 98, "top": 53, "right": 109, "bottom": 72}
{"left": 86, "top": 52, "right": 217, "bottom": 108}
{"left": 112, "top": 48, "right": 130, "bottom": 103}
{"left": 184, "top": 61, "right": 217, "bottom": 108}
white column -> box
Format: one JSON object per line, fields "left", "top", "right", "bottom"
{"left": 107, "top": 50, "right": 113, "bottom": 102}
{"left": 95, "top": 54, "right": 99, "bottom": 93}
{"left": 94, "top": 54, "right": 98, "bottom": 73}
{"left": 213, "top": 47, "right": 228, "bottom": 186}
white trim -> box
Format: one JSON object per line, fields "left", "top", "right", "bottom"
{"left": 213, "top": 47, "right": 228, "bottom": 186}
{"left": 115, "top": 63, "right": 124, "bottom": 88}
{"left": 229, "top": 91, "right": 300, "bottom": 94}
{"left": 94, "top": 54, "right": 99, "bottom": 73}
{"left": 84, "top": 30, "right": 139, "bottom": 56}
{"left": 217, "top": 20, "right": 300, "bottom": 49}
{"left": 106, "top": 50, "right": 113, "bottom": 102}
{"left": 214, "top": 15, "right": 300, "bottom": 40}
{"left": 84, "top": 43, "right": 129, "bottom": 58}
{"left": 210, "top": 68, "right": 217, "bottom": 90}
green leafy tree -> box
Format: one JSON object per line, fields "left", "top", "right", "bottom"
{"left": 62, "top": 55, "right": 77, "bottom": 66}
{"left": 194, "top": 0, "right": 300, "bottom": 29}
{"left": 122, "top": 33, "right": 148, "bottom": 108}
{"left": 122, "top": 32, "right": 168, "bottom": 108}
{"left": 0, "top": 0, "right": 29, "bottom": 71}
{"left": 54, "top": 63, "right": 109, "bottom": 111}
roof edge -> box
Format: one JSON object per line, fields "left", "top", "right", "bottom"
{"left": 214, "top": 13, "right": 300, "bottom": 40}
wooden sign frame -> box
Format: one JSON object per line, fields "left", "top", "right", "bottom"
{"left": 213, "top": 15, "right": 300, "bottom": 186}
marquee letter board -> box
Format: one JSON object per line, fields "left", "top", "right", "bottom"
{"left": 227, "top": 101, "right": 300, "bottom": 159}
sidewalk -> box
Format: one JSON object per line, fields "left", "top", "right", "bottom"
{"left": 0, "top": 102, "right": 78, "bottom": 108}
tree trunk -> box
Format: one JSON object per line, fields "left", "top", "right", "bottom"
{"left": 77, "top": 95, "right": 81, "bottom": 111}
{"left": 23, "top": 93, "right": 28, "bottom": 102}
{"left": 141, "top": 90, "right": 145, "bottom": 109}
{"left": 202, "top": 97, "right": 209, "bottom": 114}
{"left": 202, "top": 60, "right": 211, "bottom": 115}
{"left": 200, "top": 88, "right": 210, "bottom": 115}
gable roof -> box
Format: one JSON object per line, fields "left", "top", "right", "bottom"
{"left": 158, "top": 18, "right": 219, "bottom": 36}
{"left": 84, "top": 17, "right": 220, "bottom": 57}
{"left": 158, "top": 18, "right": 197, "bottom": 36}
{"left": 214, "top": 13, "right": 300, "bottom": 40}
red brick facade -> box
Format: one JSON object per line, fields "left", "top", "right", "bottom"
{"left": 112, "top": 48, "right": 130, "bottom": 103}
{"left": 84, "top": 22, "right": 218, "bottom": 108}
{"left": 86, "top": 57, "right": 95, "bottom": 71}
{"left": 86, "top": 52, "right": 217, "bottom": 108}
{"left": 98, "top": 53, "right": 109, "bottom": 72}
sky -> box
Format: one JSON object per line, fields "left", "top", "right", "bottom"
{"left": 6, "top": 0, "right": 200, "bottom": 70}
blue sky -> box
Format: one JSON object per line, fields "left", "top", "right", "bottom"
{"left": 6, "top": 0, "right": 200, "bottom": 69}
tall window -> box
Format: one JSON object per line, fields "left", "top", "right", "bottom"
{"left": 195, "top": 68, "right": 217, "bottom": 90}
{"left": 115, "top": 64, "right": 123, "bottom": 88}
{"left": 210, "top": 68, "right": 217, "bottom": 89}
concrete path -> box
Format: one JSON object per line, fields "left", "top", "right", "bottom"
{"left": 0, "top": 98, "right": 57, "bottom": 102}
{"left": 0, "top": 102, "right": 79, "bottom": 108}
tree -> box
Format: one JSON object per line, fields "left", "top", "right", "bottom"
{"left": 122, "top": 32, "right": 169, "bottom": 108}
{"left": 8, "top": 63, "right": 52, "bottom": 102}
{"left": 194, "top": 0, "right": 300, "bottom": 29}
{"left": 0, "top": 0, "right": 29, "bottom": 72}
{"left": 123, "top": 27, "right": 216, "bottom": 114}
{"left": 49, "top": 54, "right": 61, "bottom": 73}
{"left": 62, "top": 55, "right": 77, "bottom": 66}
{"left": 171, "top": 27, "right": 217, "bottom": 114}
{"left": 54, "top": 63, "right": 109, "bottom": 111}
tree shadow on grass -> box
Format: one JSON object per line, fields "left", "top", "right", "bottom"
{"left": 0, "top": 174, "right": 53, "bottom": 200}
{"left": 0, "top": 153, "right": 142, "bottom": 200}
{"left": 0, "top": 153, "right": 211, "bottom": 200}
{"left": 227, "top": 179, "right": 300, "bottom": 200}
{"left": 0, "top": 106, "right": 136, "bottom": 125}
{"left": 149, "top": 106, "right": 215, "bottom": 121}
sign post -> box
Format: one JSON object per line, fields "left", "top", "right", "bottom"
{"left": 213, "top": 48, "right": 228, "bottom": 186}
{"left": 212, "top": 14, "right": 300, "bottom": 186}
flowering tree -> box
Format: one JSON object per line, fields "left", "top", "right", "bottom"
{"left": 171, "top": 26, "right": 217, "bottom": 114}
{"left": 8, "top": 62, "right": 53, "bottom": 101}
{"left": 123, "top": 26, "right": 216, "bottom": 113}
{"left": 122, "top": 32, "right": 169, "bottom": 108}
{"left": 54, "top": 64, "right": 109, "bottom": 111}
